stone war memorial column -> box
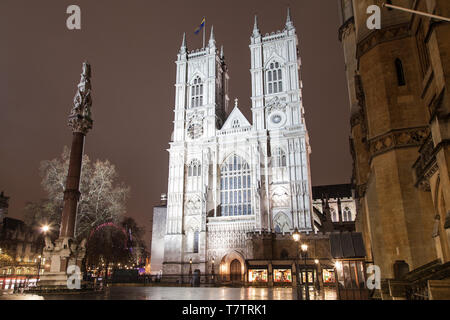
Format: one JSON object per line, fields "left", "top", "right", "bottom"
{"left": 39, "top": 62, "right": 93, "bottom": 289}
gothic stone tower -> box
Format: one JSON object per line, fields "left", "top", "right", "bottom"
{"left": 163, "top": 11, "right": 313, "bottom": 280}
{"left": 338, "top": 1, "right": 450, "bottom": 297}
{"left": 163, "top": 29, "right": 229, "bottom": 276}
{"left": 250, "top": 11, "right": 313, "bottom": 234}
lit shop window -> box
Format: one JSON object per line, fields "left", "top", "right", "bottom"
{"left": 322, "top": 269, "right": 336, "bottom": 284}
{"left": 301, "top": 270, "right": 315, "bottom": 284}
{"left": 335, "top": 260, "right": 366, "bottom": 289}
{"left": 273, "top": 269, "right": 292, "bottom": 283}
{"left": 248, "top": 269, "right": 268, "bottom": 282}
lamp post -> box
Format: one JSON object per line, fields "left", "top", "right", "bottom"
{"left": 301, "top": 243, "right": 309, "bottom": 300}
{"left": 211, "top": 258, "right": 215, "bottom": 284}
{"left": 37, "top": 225, "right": 50, "bottom": 283}
{"left": 189, "top": 258, "right": 192, "bottom": 286}
{"left": 314, "top": 259, "right": 321, "bottom": 297}
{"left": 292, "top": 228, "right": 302, "bottom": 300}
{"left": 334, "top": 261, "right": 342, "bottom": 299}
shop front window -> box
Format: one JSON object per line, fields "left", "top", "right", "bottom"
{"left": 248, "top": 269, "right": 268, "bottom": 282}
{"left": 301, "top": 270, "right": 315, "bottom": 284}
{"left": 357, "top": 261, "right": 366, "bottom": 288}
{"left": 322, "top": 269, "right": 335, "bottom": 284}
{"left": 335, "top": 260, "right": 366, "bottom": 289}
{"left": 273, "top": 269, "right": 292, "bottom": 283}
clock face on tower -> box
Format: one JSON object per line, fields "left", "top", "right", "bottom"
{"left": 187, "top": 122, "right": 203, "bottom": 139}
{"left": 271, "top": 114, "right": 282, "bottom": 124}
{"left": 269, "top": 111, "right": 286, "bottom": 128}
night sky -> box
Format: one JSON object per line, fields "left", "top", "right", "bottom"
{"left": 0, "top": 1, "right": 351, "bottom": 243}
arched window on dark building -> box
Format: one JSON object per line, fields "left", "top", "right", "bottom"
{"left": 395, "top": 58, "right": 406, "bottom": 86}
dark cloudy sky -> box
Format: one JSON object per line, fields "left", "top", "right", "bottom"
{"left": 0, "top": 1, "right": 351, "bottom": 243}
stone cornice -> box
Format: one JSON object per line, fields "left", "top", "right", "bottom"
{"left": 413, "top": 137, "right": 450, "bottom": 191}
{"left": 357, "top": 23, "right": 411, "bottom": 59}
{"left": 368, "top": 126, "right": 430, "bottom": 162}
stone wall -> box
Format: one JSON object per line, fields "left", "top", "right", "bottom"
{"left": 338, "top": 0, "right": 450, "bottom": 295}
{"left": 150, "top": 206, "right": 167, "bottom": 275}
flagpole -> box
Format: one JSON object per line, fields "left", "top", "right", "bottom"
{"left": 383, "top": 3, "right": 450, "bottom": 22}
{"left": 203, "top": 17, "right": 206, "bottom": 48}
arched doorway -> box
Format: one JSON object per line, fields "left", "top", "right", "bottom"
{"left": 230, "top": 259, "right": 242, "bottom": 282}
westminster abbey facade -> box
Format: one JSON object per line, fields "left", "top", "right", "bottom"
{"left": 162, "top": 11, "right": 314, "bottom": 279}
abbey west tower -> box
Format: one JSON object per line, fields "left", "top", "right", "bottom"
{"left": 163, "top": 10, "right": 313, "bottom": 278}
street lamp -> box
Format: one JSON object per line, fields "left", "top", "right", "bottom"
{"left": 37, "top": 225, "right": 50, "bottom": 282}
{"left": 314, "top": 259, "right": 321, "bottom": 295}
{"left": 189, "top": 258, "right": 193, "bottom": 286}
{"left": 292, "top": 228, "right": 302, "bottom": 300}
{"left": 301, "top": 243, "right": 309, "bottom": 300}
{"left": 211, "top": 258, "right": 215, "bottom": 283}
{"left": 292, "top": 229, "right": 301, "bottom": 242}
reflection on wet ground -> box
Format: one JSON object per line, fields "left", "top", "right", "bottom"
{"left": 1, "top": 286, "right": 338, "bottom": 300}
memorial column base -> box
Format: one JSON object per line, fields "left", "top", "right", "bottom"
{"left": 39, "top": 237, "right": 86, "bottom": 290}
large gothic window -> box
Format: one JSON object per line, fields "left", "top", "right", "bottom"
{"left": 191, "top": 77, "right": 204, "bottom": 108}
{"left": 220, "top": 155, "right": 252, "bottom": 216}
{"left": 267, "top": 62, "right": 283, "bottom": 94}
{"left": 188, "top": 159, "right": 201, "bottom": 177}
{"left": 272, "top": 147, "right": 287, "bottom": 168}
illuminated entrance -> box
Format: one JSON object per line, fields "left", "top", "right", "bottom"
{"left": 230, "top": 259, "right": 242, "bottom": 281}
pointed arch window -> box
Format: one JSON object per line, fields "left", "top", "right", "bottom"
{"left": 273, "top": 147, "right": 287, "bottom": 168}
{"left": 342, "top": 207, "right": 352, "bottom": 222}
{"left": 193, "top": 231, "right": 199, "bottom": 253}
{"left": 220, "top": 154, "right": 252, "bottom": 216}
{"left": 191, "top": 77, "right": 204, "bottom": 108}
{"left": 267, "top": 62, "right": 283, "bottom": 94}
{"left": 395, "top": 58, "right": 406, "bottom": 86}
{"left": 188, "top": 159, "right": 201, "bottom": 177}
{"left": 331, "top": 209, "right": 337, "bottom": 222}
{"left": 232, "top": 119, "right": 240, "bottom": 128}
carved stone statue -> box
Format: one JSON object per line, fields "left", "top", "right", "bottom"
{"left": 44, "top": 235, "right": 54, "bottom": 251}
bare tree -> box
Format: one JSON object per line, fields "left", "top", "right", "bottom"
{"left": 25, "top": 146, "right": 130, "bottom": 240}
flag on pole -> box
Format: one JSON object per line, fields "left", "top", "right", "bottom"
{"left": 194, "top": 17, "right": 206, "bottom": 35}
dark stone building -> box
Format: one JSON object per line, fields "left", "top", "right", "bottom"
{"left": 0, "top": 217, "right": 44, "bottom": 286}
{"left": 0, "top": 191, "right": 9, "bottom": 222}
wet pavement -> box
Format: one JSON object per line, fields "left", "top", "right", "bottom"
{"left": 0, "top": 286, "right": 337, "bottom": 300}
